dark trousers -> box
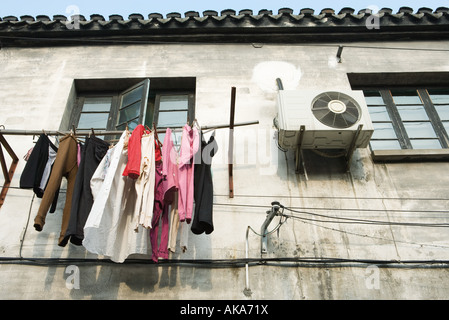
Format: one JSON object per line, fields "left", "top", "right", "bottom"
{"left": 61, "top": 136, "right": 109, "bottom": 247}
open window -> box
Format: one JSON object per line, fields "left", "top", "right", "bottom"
{"left": 68, "top": 77, "right": 196, "bottom": 141}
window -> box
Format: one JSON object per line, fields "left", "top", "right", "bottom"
{"left": 69, "top": 77, "right": 196, "bottom": 141}
{"left": 364, "top": 89, "right": 449, "bottom": 153}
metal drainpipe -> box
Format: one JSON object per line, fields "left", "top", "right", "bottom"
{"left": 244, "top": 226, "right": 252, "bottom": 297}
{"left": 276, "top": 78, "right": 284, "bottom": 90}
{"left": 243, "top": 202, "right": 283, "bottom": 297}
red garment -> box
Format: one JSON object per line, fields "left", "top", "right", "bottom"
{"left": 155, "top": 140, "right": 162, "bottom": 162}
{"left": 122, "top": 124, "right": 145, "bottom": 179}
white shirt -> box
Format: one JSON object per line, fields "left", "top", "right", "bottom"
{"left": 39, "top": 145, "right": 57, "bottom": 191}
{"left": 83, "top": 131, "right": 149, "bottom": 263}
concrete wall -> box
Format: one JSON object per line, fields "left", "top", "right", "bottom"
{"left": 1, "top": 41, "right": 449, "bottom": 300}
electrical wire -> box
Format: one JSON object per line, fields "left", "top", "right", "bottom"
{"left": 1, "top": 256, "right": 449, "bottom": 269}
{"left": 19, "top": 193, "right": 34, "bottom": 258}
{"left": 214, "top": 193, "right": 449, "bottom": 202}
{"left": 213, "top": 202, "right": 449, "bottom": 215}
{"left": 290, "top": 212, "right": 449, "bottom": 250}
{"left": 282, "top": 206, "right": 449, "bottom": 228}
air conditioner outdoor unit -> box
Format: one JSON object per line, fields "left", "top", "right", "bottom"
{"left": 275, "top": 89, "right": 374, "bottom": 150}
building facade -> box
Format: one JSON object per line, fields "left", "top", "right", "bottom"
{"left": 1, "top": 7, "right": 449, "bottom": 300}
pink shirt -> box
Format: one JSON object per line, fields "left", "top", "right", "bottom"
{"left": 178, "top": 125, "right": 199, "bottom": 222}
{"left": 162, "top": 128, "right": 179, "bottom": 203}
{"left": 161, "top": 125, "right": 199, "bottom": 222}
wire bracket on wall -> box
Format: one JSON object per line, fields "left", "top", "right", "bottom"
{"left": 336, "top": 45, "right": 344, "bottom": 63}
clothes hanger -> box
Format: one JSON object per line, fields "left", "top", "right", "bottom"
{"left": 192, "top": 118, "right": 201, "bottom": 131}
{"left": 153, "top": 122, "right": 163, "bottom": 147}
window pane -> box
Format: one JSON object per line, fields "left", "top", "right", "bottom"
{"left": 118, "top": 101, "right": 140, "bottom": 125}
{"left": 78, "top": 113, "right": 109, "bottom": 129}
{"left": 391, "top": 90, "right": 422, "bottom": 105}
{"left": 372, "top": 123, "right": 397, "bottom": 139}
{"left": 403, "top": 122, "right": 437, "bottom": 138}
{"left": 428, "top": 90, "right": 449, "bottom": 104}
{"left": 122, "top": 85, "right": 143, "bottom": 107}
{"left": 397, "top": 105, "right": 429, "bottom": 121}
{"left": 368, "top": 106, "right": 391, "bottom": 122}
{"left": 370, "top": 140, "right": 401, "bottom": 150}
{"left": 157, "top": 111, "right": 188, "bottom": 127}
{"left": 82, "top": 97, "right": 112, "bottom": 112}
{"left": 410, "top": 139, "right": 442, "bottom": 149}
{"left": 116, "top": 118, "right": 139, "bottom": 131}
{"left": 159, "top": 95, "right": 189, "bottom": 111}
{"left": 364, "top": 96, "right": 385, "bottom": 105}
{"left": 435, "top": 105, "right": 449, "bottom": 121}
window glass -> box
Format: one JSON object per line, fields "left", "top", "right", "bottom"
{"left": 364, "top": 96, "right": 385, "bottom": 105}
{"left": 78, "top": 113, "right": 109, "bottom": 129}
{"left": 82, "top": 97, "right": 112, "bottom": 112}
{"left": 370, "top": 140, "right": 401, "bottom": 150}
{"left": 403, "top": 122, "right": 437, "bottom": 138}
{"left": 372, "top": 123, "right": 397, "bottom": 139}
{"left": 434, "top": 105, "right": 449, "bottom": 121}
{"left": 428, "top": 89, "right": 449, "bottom": 104}
{"left": 118, "top": 101, "right": 140, "bottom": 124}
{"left": 391, "top": 90, "right": 422, "bottom": 105}
{"left": 410, "top": 139, "right": 442, "bottom": 149}
{"left": 78, "top": 97, "right": 112, "bottom": 130}
{"left": 116, "top": 79, "right": 149, "bottom": 130}
{"left": 157, "top": 110, "right": 188, "bottom": 127}
{"left": 397, "top": 105, "right": 429, "bottom": 121}
{"left": 368, "top": 106, "right": 391, "bottom": 122}
{"left": 116, "top": 118, "right": 139, "bottom": 131}
{"left": 159, "top": 95, "right": 189, "bottom": 111}
{"left": 122, "top": 86, "right": 143, "bottom": 107}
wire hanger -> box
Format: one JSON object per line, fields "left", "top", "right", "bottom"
{"left": 89, "top": 128, "right": 95, "bottom": 137}
{"left": 153, "top": 122, "right": 163, "bottom": 147}
{"left": 192, "top": 118, "right": 201, "bottom": 131}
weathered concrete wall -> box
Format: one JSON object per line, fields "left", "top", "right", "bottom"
{"left": 1, "top": 41, "right": 449, "bottom": 300}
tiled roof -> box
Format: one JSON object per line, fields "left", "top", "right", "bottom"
{"left": 0, "top": 7, "right": 448, "bottom": 46}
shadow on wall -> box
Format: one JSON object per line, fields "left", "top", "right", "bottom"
{"left": 62, "top": 228, "right": 214, "bottom": 298}
{"left": 278, "top": 148, "right": 369, "bottom": 182}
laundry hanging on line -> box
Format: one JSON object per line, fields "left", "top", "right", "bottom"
{"left": 19, "top": 122, "right": 219, "bottom": 263}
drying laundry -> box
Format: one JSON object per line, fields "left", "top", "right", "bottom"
{"left": 20, "top": 133, "right": 59, "bottom": 213}
{"left": 33, "top": 133, "right": 79, "bottom": 246}
{"left": 191, "top": 130, "right": 218, "bottom": 235}
{"left": 83, "top": 130, "right": 149, "bottom": 263}
{"left": 18, "top": 121, "right": 220, "bottom": 264}
{"left": 61, "top": 135, "right": 110, "bottom": 246}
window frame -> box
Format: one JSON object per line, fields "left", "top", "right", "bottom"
{"left": 365, "top": 88, "right": 449, "bottom": 162}
{"left": 152, "top": 90, "right": 196, "bottom": 129}
{"left": 69, "top": 78, "right": 196, "bottom": 141}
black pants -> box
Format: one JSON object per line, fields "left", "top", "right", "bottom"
{"left": 20, "top": 133, "right": 59, "bottom": 212}
{"left": 60, "top": 136, "right": 109, "bottom": 246}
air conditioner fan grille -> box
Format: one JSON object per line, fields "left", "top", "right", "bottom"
{"left": 311, "top": 92, "right": 361, "bottom": 129}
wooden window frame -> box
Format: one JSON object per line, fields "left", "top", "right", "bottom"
{"left": 365, "top": 88, "right": 449, "bottom": 162}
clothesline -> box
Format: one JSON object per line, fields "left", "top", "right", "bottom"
{"left": 0, "top": 121, "right": 259, "bottom": 137}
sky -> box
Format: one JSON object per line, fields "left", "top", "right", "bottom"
{"left": 1, "top": 0, "right": 449, "bottom": 18}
